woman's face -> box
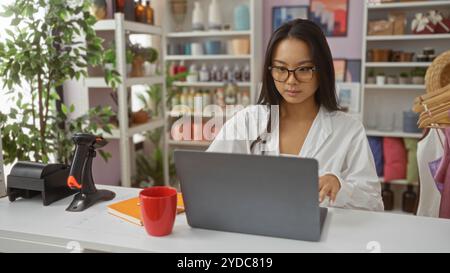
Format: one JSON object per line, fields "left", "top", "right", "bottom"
{"left": 271, "top": 38, "right": 319, "bottom": 105}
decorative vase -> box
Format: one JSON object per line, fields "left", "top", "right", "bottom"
{"left": 204, "top": 40, "right": 221, "bottom": 55}
{"left": 192, "top": 1, "right": 205, "bottom": 31}
{"left": 208, "top": 0, "right": 222, "bottom": 30}
{"left": 234, "top": 4, "right": 250, "bottom": 31}
{"left": 170, "top": 0, "right": 187, "bottom": 32}
{"left": 230, "top": 38, "right": 250, "bottom": 55}
{"left": 132, "top": 110, "right": 150, "bottom": 125}
{"left": 143, "top": 61, "right": 158, "bottom": 76}
{"left": 387, "top": 76, "right": 398, "bottom": 85}
{"left": 376, "top": 75, "right": 386, "bottom": 85}
{"left": 367, "top": 77, "right": 376, "bottom": 84}
{"left": 412, "top": 76, "right": 424, "bottom": 85}
{"left": 131, "top": 55, "right": 145, "bottom": 77}
{"left": 90, "top": 0, "right": 107, "bottom": 20}
{"left": 399, "top": 76, "right": 410, "bottom": 84}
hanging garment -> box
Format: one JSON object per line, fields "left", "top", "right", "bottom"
{"left": 434, "top": 128, "right": 450, "bottom": 219}
{"left": 368, "top": 137, "right": 384, "bottom": 177}
{"left": 383, "top": 137, "right": 407, "bottom": 182}
{"left": 207, "top": 105, "right": 383, "bottom": 211}
{"left": 417, "top": 129, "right": 444, "bottom": 217}
{"left": 404, "top": 138, "right": 419, "bottom": 184}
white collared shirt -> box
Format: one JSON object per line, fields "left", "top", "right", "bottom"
{"left": 207, "top": 105, "right": 384, "bottom": 211}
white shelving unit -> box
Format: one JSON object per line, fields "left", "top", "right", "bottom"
{"left": 165, "top": 54, "right": 251, "bottom": 61}
{"left": 364, "top": 84, "right": 426, "bottom": 90}
{"left": 367, "top": 0, "right": 450, "bottom": 9}
{"left": 166, "top": 30, "right": 251, "bottom": 38}
{"left": 0, "top": 128, "right": 6, "bottom": 197}
{"left": 366, "top": 33, "right": 450, "bottom": 40}
{"left": 365, "top": 62, "right": 431, "bottom": 67}
{"left": 361, "top": 0, "right": 450, "bottom": 194}
{"left": 162, "top": 0, "right": 262, "bottom": 184}
{"left": 172, "top": 81, "right": 251, "bottom": 87}
{"left": 75, "top": 12, "right": 167, "bottom": 187}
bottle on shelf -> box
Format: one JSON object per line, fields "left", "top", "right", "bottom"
{"left": 382, "top": 183, "right": 394, "bottom": 211}
{"left": 90, "top": 0, "right": 107, "bottom": 20}
{"left": 233, "top": 64, "right": 242, "bottom": 82}
{"left": 170, "top": 90, "right": 181, "bottom": 114}
{"left": 192, "top": 1, "right": 205, "bottom": 31}
{"left": 211, "top": 64, "right": 223, "bottom": 82}
{"left": 222, "top": 64, "right": 231, "bottom": 81}
{"left": 241, "top": 90, "right": 250, "bottom": 107}
{"left": 169, "top": 61, "right": 178, "bottom": 77}
{"left": 215, "top": 88, "right": 226, "bottom": 108}
{"left": 202, "top": 90, "right": 211, "bottom": 109}
{"left": 224, "top": 81, "right": 237, "bottom": 105}
{"left": 194, "top": 90, "right": 203, "bottom": 114}
{"left": 199, "top": 63, "right": 210, "bottom": 82}
{"left": 243, "top": 64, "right": 251, "bottom": 82}
{"left": 116, "top": 0, "right": 126, "bottom": 13}
{"left": 208, "top": 0, "right": 222, "bottom": 30}
{"left": 402, "top": 185, "right": 418, "bottom": 213}
{"left": 145, "top": 0, "right": 154, "bottom": 25}
{"left": 177, "top": 61, "right": 187, "bottom": 81}
{"left": 179, "top": 87, "right": 188, "bottom": 111}
{"left": 135, "top": 0, "right": 146, "bottom": 23}
{"left": 187, "top": 88, "right": 195, "bottom": 112}
{"left": 236, "top": 88, "right": 242, "bottom": 105}
{"left": 187, "top": 64, "right": 199, "bottom": 83}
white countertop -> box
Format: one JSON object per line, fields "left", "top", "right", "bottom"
{"left": 1, "top": 185, "right": 450, "bottom": 253}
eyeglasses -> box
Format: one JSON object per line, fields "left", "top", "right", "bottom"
{"left": 268, "top": 65, "right": 317, "bottom": 83}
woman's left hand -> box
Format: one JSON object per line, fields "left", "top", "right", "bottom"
{"left": 319, "top": 174, "right": 341, "bottom": 204}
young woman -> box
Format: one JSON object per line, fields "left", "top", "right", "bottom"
{"left": 207, "top": 19, "right": 383, "bottom": 211}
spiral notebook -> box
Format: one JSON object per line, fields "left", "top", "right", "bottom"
{"left": 107, "top": 192, "right": 185, "bottom": 226}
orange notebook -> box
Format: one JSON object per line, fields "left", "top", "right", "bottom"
{"left": 107, "top": 192, "right": 185, "bottom": 226}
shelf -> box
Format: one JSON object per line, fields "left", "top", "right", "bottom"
{"left": 365, "top": 62, "right": 431, "bottom": 67}
{"left": 364, "top": 84, "right": 425, "bottom": 90}
{"left": 366, "top": 130, "right": 422, "bottom": 139}
{"left": 173, "top": 81, "right": 251, "bottom": 87}
{"left": 379, "top": 177, "right": 419, "bottom": 187}
{"left": 168, "top": 140, "right": 212, "bottom": 147}
{"left": 167, "top": 111, "right": 227, "bottom": 119}
{"left": 165, "top": 55, "right": 251, "bottom": 61}
{"left": 368, "top": 0, "right": 450, "bottom": 10}
{"left": 125, "top": 76, "right": 164, "bottom": 87}
{"left": 99, "top": 118, "right": 164, "bottom": 139}
{"left": 93, "top": 19, "right": 163, "bottom": 36}
{"left": 167, "top": 30, "right": 251, "bottom": 38}
{"left": 127, "top": 118, "right": 165, "bottom": 136}
{"left": 85, "top": 76, "right": 164, "bottom": 88}
{"left": 366, "top": 34, "right": 450, "bottom": 41}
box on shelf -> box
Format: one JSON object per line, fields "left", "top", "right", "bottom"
{"left": 368, "top": 20, "right": 394, "bottom": 36}
{"left": 368, "top": 12, "right": 406, "bottom": 36}
{"left": 390, "top": 12, "right": 406, "bottom": 35}
{"left": 411, "top": 13, "right": 435, "bottom": 34}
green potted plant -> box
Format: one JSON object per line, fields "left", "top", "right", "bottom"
{"left": 143, "top": 47, "right": 159, "bottom": 76}
{"left": 367, "top": 69, "right": 376, "bottom": 84}
{"left": 103, "top": 42, "right": 134, "bottom": 77}
{"left": 399, "top": 72, "right": 410, "bottom": 84}
{"left": 0, "top": 0, "right": 117, "bottom": 165}
{"left": 387, "top": 74, "right": 398, "bottom": 85}
{"left": 376, "top": 72, "right": 386, "bottom": 85}
{"left": 411, "top": 68, "right": 426, "bottom": 85}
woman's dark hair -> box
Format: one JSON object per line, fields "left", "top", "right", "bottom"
{"left": 251, "top": 19, "right": 341, "bottom": 152}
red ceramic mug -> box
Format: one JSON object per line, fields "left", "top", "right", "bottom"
{"left": 139, "top": 186, "right": 178, "bottom": 236}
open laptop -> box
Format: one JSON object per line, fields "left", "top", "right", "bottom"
{"left": 174, "top": 150, "right": 328, "bottom": 242}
